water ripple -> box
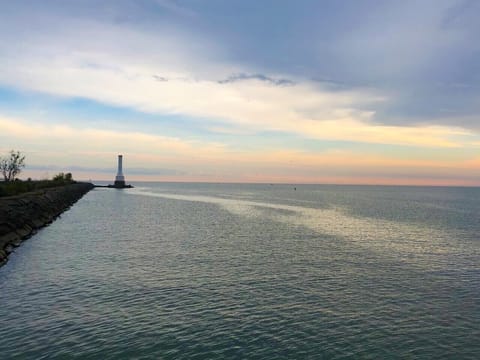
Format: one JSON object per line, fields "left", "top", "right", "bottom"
{"left": 1, "top": 184, "right": 479, "bottom": 359}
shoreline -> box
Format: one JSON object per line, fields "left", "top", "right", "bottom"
{"left": 0, "top": 182, "right": 94, "bottom": 267}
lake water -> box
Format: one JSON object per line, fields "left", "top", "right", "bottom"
{"left": 1, "top": 183, "right": 479, "bottom": 359}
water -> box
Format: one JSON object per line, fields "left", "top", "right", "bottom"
{"left": 1, "top": 183, "right": 479, "bottom": 359}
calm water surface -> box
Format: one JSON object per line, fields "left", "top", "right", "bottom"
{"left": 1, "top": 183, "right": 479, "bottom": 359}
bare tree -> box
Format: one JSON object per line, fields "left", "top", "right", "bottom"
{"left": 0, "top": 150, "right": 26, "bottom": 182}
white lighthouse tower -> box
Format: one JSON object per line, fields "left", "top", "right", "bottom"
{"left": 114, "top": 154, "right": 126, "bottom": 188}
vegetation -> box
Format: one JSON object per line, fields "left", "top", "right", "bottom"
{"left": 0, "top": 150, "right": 78, "bottom": 197}
{"left": 0, "top": 150, "right": 26, "bottom": 182}
{"left": 0, "top": 172, "right": 76, "bottom": 198}
{"left": 52, "top": 172, "right": 73, "bottom": 183}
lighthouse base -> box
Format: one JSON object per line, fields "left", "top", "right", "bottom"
{"left": 108, "top": 174, "right": 132, "bottom": 188}
{"left": 108, "top": 182, "right": 133, "bottom": 189}
{"left": 114, "top": 180, "right": 126, "bottom": 187}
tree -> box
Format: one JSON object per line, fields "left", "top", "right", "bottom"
{"left": 52, "top": 172, "right": 74, "bottom": 183}
{"left": 0, "top": 150, "right": 26, "bottom": 182}
{"left": 52, "top": 172, "right": 65, "bottom": 182}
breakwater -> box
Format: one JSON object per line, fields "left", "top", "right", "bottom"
{"left": 0, "top": 182, "right": 93, "bottom": 267}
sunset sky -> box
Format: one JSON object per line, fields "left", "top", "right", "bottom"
{"left": 1, "top": 0, "right": 480, "bottom": 185}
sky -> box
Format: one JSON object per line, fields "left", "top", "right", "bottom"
{"left": 1, "top": 0, "right": 480, "bottom": 185}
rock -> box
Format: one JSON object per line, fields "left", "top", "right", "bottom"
{"left": 4, "top": 244, "right": 14, "bottom": 255}
{"left": 0, "top": 249, "right": 7, "bottom": 261}
{"left": 0, "top": 223, "right": 13, "bottom": 236}
{"left": 15, "top": 224, "right": 33, "bottom": 239}
{"left": 0, "top": 232, "right": 20, "bottom": 249}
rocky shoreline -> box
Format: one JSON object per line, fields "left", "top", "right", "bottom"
{"left": 0, "top": 182, "right": 94, "bottom": 267}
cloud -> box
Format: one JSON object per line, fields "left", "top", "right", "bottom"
{"left": 152, "top": 75, "right": 168, "bottom": 82}
{"left": 218, "top": 73, "right": 295, "bottom": 86}
{"left": 153, "top": 0, "right": 197, "bottom": 18}
{"left": 2, "top": 114, "right": 480, "bottom": 185}
{"left": 325, "top": 1, "right": 480, "bottom": 124}
{"left": 3, "top": 0, "right": 480, "bottom": 131}
{"left": 0, "top": 115, "right": 227, "bottom": 162}
{"left": 0, "top": 1, "right": 479, "bottom": 153}
{"left": 0, "top": 34, "right": 474, "bottom": 149}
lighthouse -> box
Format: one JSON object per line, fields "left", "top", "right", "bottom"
{"left": 109, "top": 154, "right": 132, "bottom": 188}
{"left": 96, "top": 155, "right": 132, "bottom": 189}
{"left": 114, "top": 155, "right": 126, "bottom": 187}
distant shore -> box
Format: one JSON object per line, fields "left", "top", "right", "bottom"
{"left": 0, "top": 182, "right": 93, "bottom": 267}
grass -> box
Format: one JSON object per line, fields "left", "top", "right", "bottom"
{"left": 0, "top": 176, "right": 77, "bottom": 197}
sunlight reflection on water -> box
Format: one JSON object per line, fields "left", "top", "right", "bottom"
{"left": 129, "top": 188, "right": 467, "bottom": 267}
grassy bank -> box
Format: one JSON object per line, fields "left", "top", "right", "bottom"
{"left": 0, "top": 175, "right": 77, "bottom": 197}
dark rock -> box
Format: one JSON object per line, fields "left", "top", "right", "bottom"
{"left": 4, "top": 244, "right": 14, "bottom": 255}
{"left": 15, "top": 224, "right": 33, "bottom": 239}
{"left": 0, "top": 223, "right": 14, "bottom": 236}
{"left": 0, "top": 232, "right": 20, "bottom": 249}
